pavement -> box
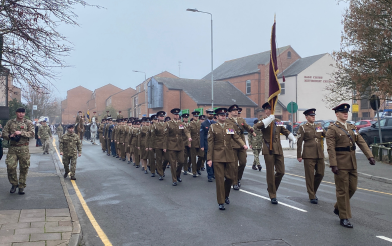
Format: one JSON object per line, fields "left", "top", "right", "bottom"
{"left": 0, "top": 138, "right": 81, "bottom": 246}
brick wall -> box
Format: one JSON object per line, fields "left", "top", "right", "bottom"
{"left": 108, "top": 87, "right": 137, "bottom": 118}
{"left": 61, "top": 86, "right": 92, "bottom": 124}
{"left": 93, "top": 84, "right": 122, "bottom": 117}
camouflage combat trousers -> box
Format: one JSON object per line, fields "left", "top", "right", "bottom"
{"left": 253, "top": 148, "right": 261, "bottom": 167}
{"left": 42, "top": 138, "right": 50, "bottom": 153}
{"left": 63, "top": 155, "right": 77, "bottom": 177}
{"left": 57, "top": 132, "right": 63, "bottom": 139}
{"left": 6, "top": 145, "right": 30, "bottom": 188}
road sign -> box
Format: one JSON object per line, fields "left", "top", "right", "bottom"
{"left": 287, "top": 102, "right": 298, "bottom": 113}
{"left": 370, "top": 95, "right": 380, "bottom": 111}
{"left": 33, "top": 105, "right": 37, "bottom": 110}
{"left": 352, "top": 104, "right": 359, "bottom": 113}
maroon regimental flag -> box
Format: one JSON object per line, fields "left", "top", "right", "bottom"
{"left": 268, "top": 20, "right": 281, "bottom": 114}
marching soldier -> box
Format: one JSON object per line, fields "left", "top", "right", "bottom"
{"left": 117, "top": 111, "right": 124, "bottom": 120}
{"left": 326, "top": 103, "right": 375, "bottom": 228}
{"left": 200, "top": 109, "right": 216, "bottom": 182}
{"left": 38, "top": 119, "right": 52, "bottom": 154}
{"left": 2, "top": 107, "right": 35, "bottom": 195}
{"left": 189, "top": 111, "right": 203, "bottom": 177}
{"left": 105, "top": 118, "right": 112, "bottom": 156}
{"left": 254, "top": 102, "right": 296, "bottom": 204}
{"left": 131, "top": 119, "right": 141, "bottom": 167}
{"left": 207, "top": 108, "right": 248, "bottom": 210}
{"left": 226, "top": 104, "right": 255, "bottom": 190}
{"left": 125, "top": 118, "right": 133, "bottom": 164}
{"left": 150, "top": 111, "right": 167, "bottom": 180}
{"left": 57, "top": 123, "right": 64, "bottom": 139}
{"left": 147, "top": 115, "right": 157, "bottom": 177}
{"left": 138, "top": 117, "right": 150, "bottom": 174}
{"left": 182, "top": 113, "right": 191, "bottom": 174}
{"left": 118, "top": 119, "right": 127, "bottom": 161}
{"left": 197, "top": 114, "right": 206, "bottom": 173}
{"left": 297, "top": 108, "right": 326, "bottom": 204}
{"left": 163, "top": 108, "right": 192, "bottom": 186}
{"left": 59, "top": 124, "right": 82, "bottom": 180}
{"left": 99, "top": 119, "right": 106, "bottom": 152}
{"left": 249, "top": 119, "right": 263, "bottom": 171}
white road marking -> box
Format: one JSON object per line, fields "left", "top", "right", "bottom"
{"left": 239, "top": 189, "right": 307, "bottom": 213}
{"left": 377, "top": 236, "right": 392, "bottom": 243}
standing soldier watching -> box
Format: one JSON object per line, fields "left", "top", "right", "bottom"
{"left": 326, "top": 103, "right": 375, "bottom": 228}
{"left": 60, "top": 124, "right": 82, "bottom": 180}
{"left": 163, "top": 108, "right": 192, "bottom": 186}
{"left": 207, "top": 108, "right": 248, "bottom": 210}
{"left": 2, "top": 107, "right": 35, "bottom": 194}
{"left": 297, "top": 108, "right": 326, "bottom": 204}
{"left": 57, "top": 123, "right": 64, "bottom": 139}
{"left": 226, "top": 104, "right": 255, "bottom": 190}
{"left": 38, "top": 119, "right": 52, "bottom": 155}
{"left": 254, "top": 102, "right": 296, "bottom": 204}
{"left": 249, "top": 119, "right": 263, "bottom": 171}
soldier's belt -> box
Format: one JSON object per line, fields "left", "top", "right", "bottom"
{"left": 11, "top": 142, "right": 29, "bottom": 147}
{"left": 335, "top": 146, "right": 356, "bottom": 152}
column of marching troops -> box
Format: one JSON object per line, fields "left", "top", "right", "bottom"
{"left": 90, "top": 102, "right": 375, "bottom": 229}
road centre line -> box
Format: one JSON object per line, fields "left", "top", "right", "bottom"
{"left": 377, "top": 236, "right": 392, "bottom": 243}
{"left": 239, "top": 189, "right": 307, "bottom": 213}
{"left": 52, "top": 139, "right": 113, "bottom": 246}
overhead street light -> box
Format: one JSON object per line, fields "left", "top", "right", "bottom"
{"left": 132, "top": 70, "right": 146, "bottom": 81}
{"left": 186, "top": 8, "right": 214, "bottom": 109}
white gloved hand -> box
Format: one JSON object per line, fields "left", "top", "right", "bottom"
{"left": 288, "top": 133, "right": 297, "bottom": 144}
{"left": 269, "top": 114, "right": 275, "bottom": 120}
{"left": 262, "top": 116, "right": 275, "bottom": 128}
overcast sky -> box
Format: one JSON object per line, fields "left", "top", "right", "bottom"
{"left": 54, "top": 0, "right": 348, "bottom": 98}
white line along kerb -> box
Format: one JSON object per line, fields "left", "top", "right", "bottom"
{"left": 377, "top": 236, "right": 392, "bottom": 243}
{"left": 240, "top": 189, "right": 308, "bottom": 213}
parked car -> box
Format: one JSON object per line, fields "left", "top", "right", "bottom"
{"left": 359, "top": 116, "right": 392, "bottom": 145}
{"left": 354, "top": 120, "right": 372, "bottom": 130}
{"left": 293, "top": 121, "right": 306, "bottom": 136}
{"left": 323, "top": 120, "right": 335, "bottom": 131}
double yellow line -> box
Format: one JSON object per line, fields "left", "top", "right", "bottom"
{"left": 53, "top": 138, "right": 112, "bottom": 246}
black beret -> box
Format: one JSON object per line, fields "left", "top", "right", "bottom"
{"left": 16, "top": 107, "right": 25, "bottom": 113}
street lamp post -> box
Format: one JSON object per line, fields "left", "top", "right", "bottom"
{"left": 133, "top": 70, "right": 147, "bottom": 116}
{"left": 186, "top": 8, "right": 214, "bottom": 110}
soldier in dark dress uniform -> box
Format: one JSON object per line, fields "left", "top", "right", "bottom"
{"left": 200, "top": 109, "right": 216, "bottom": 182}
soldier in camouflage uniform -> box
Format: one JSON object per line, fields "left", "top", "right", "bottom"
{"left": 57, "top": 123, "right": 64, "bottom": 139}
{"left": 38, "top": 119, "right": 52, "bottom": 154}
{"left": 248, "top": 119, "right": 263, "bottom": 171}
{"left": 2, "top": 107, "right": 35, "bottom": 194}
{"left": 59, "top": 124, "right": 82, "bottom": 180}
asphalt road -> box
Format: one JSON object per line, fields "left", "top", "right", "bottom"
{"left": 54, "top": 138, "right": 392, "bottom": 246}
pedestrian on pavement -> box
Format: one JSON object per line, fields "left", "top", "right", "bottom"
{"left": 2, "top": 107, "right": 35, "bottom": 195}
{"left": 60, "top": 124, "right": 82, "bottom": 180}
{"left": 296, "top": 108, "right": 326, "bottom": 204}
{"left": 35, "top": 122, "right": 42, "bottom": 147}
{"left": 254, "top": 102, "right": 296, "bottom": 204}
{"left": 326, "top": 103, "right": 375, "bottom": 228}
{"left": 57, "top": 123, "right": 64, "bottom": 139}
{"left": 200, "top": 109, "right": 216, "bottom": 182}
{"left": 207, "top": 108, "right": 248, "bottom": 210}
{"left": 38, "top": 119, "right": 52, "bottom": 154}
{"left": 249, "top": 119, "right": 263, "bottom": 171}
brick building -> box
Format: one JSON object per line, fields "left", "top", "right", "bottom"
{"left": 131, "top": 71, "right": 178, "bottom": 118}
{"left": 0, "top": 73, "right": 21, "bottom": 105}
{"left": 105, "top": 87, "right": 137, "bottom": 118}
{"left": 61, "top": 86, "right": 92, "bottom": 124}
{"left": 86, "top": 84, "right": 122, "bottom": 117}
{"left": 203, "top": 45, "right": 301, "bottom": 119}
{"left": 147, "top": 77, "right": 257, "bottom": 117}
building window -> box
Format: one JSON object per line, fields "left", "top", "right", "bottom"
{"left": 352, "top": 113, "right": 358, "bottom": 121}
{"left": 362, "top": 112, "right": 370, "bottom": 118}
{"left": 287, "top": 51, "right": 291, "bottom": 59}
{"left": 246, "top": 80, "right": 251, "bottom": 94}
{"left": 360, "top": 98, "right": 370, "bottom": 109}
{"left": 280, "top": 83, "right": 285, "bottom": 95}
{"left": 246, "top": 108, "right": 251, "bottom": 118}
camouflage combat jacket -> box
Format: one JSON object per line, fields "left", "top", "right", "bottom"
{"left": 38, "top": 125, "right": 52, "bottom": 140}
{"left": 248, "top": 126, "right": 263, "bottom": 149}
{"left": 59, "top": 132, "right": 82, "bottom": 156}
{"left": 2, "top": 118, "right": 35, "bottom": 145}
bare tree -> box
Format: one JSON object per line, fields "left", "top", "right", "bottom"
{"left": 0, "top": 0, "right": 100, "bottom": 91}
{"left": 23, "top": 86, "right": 61, "bottom": 122}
